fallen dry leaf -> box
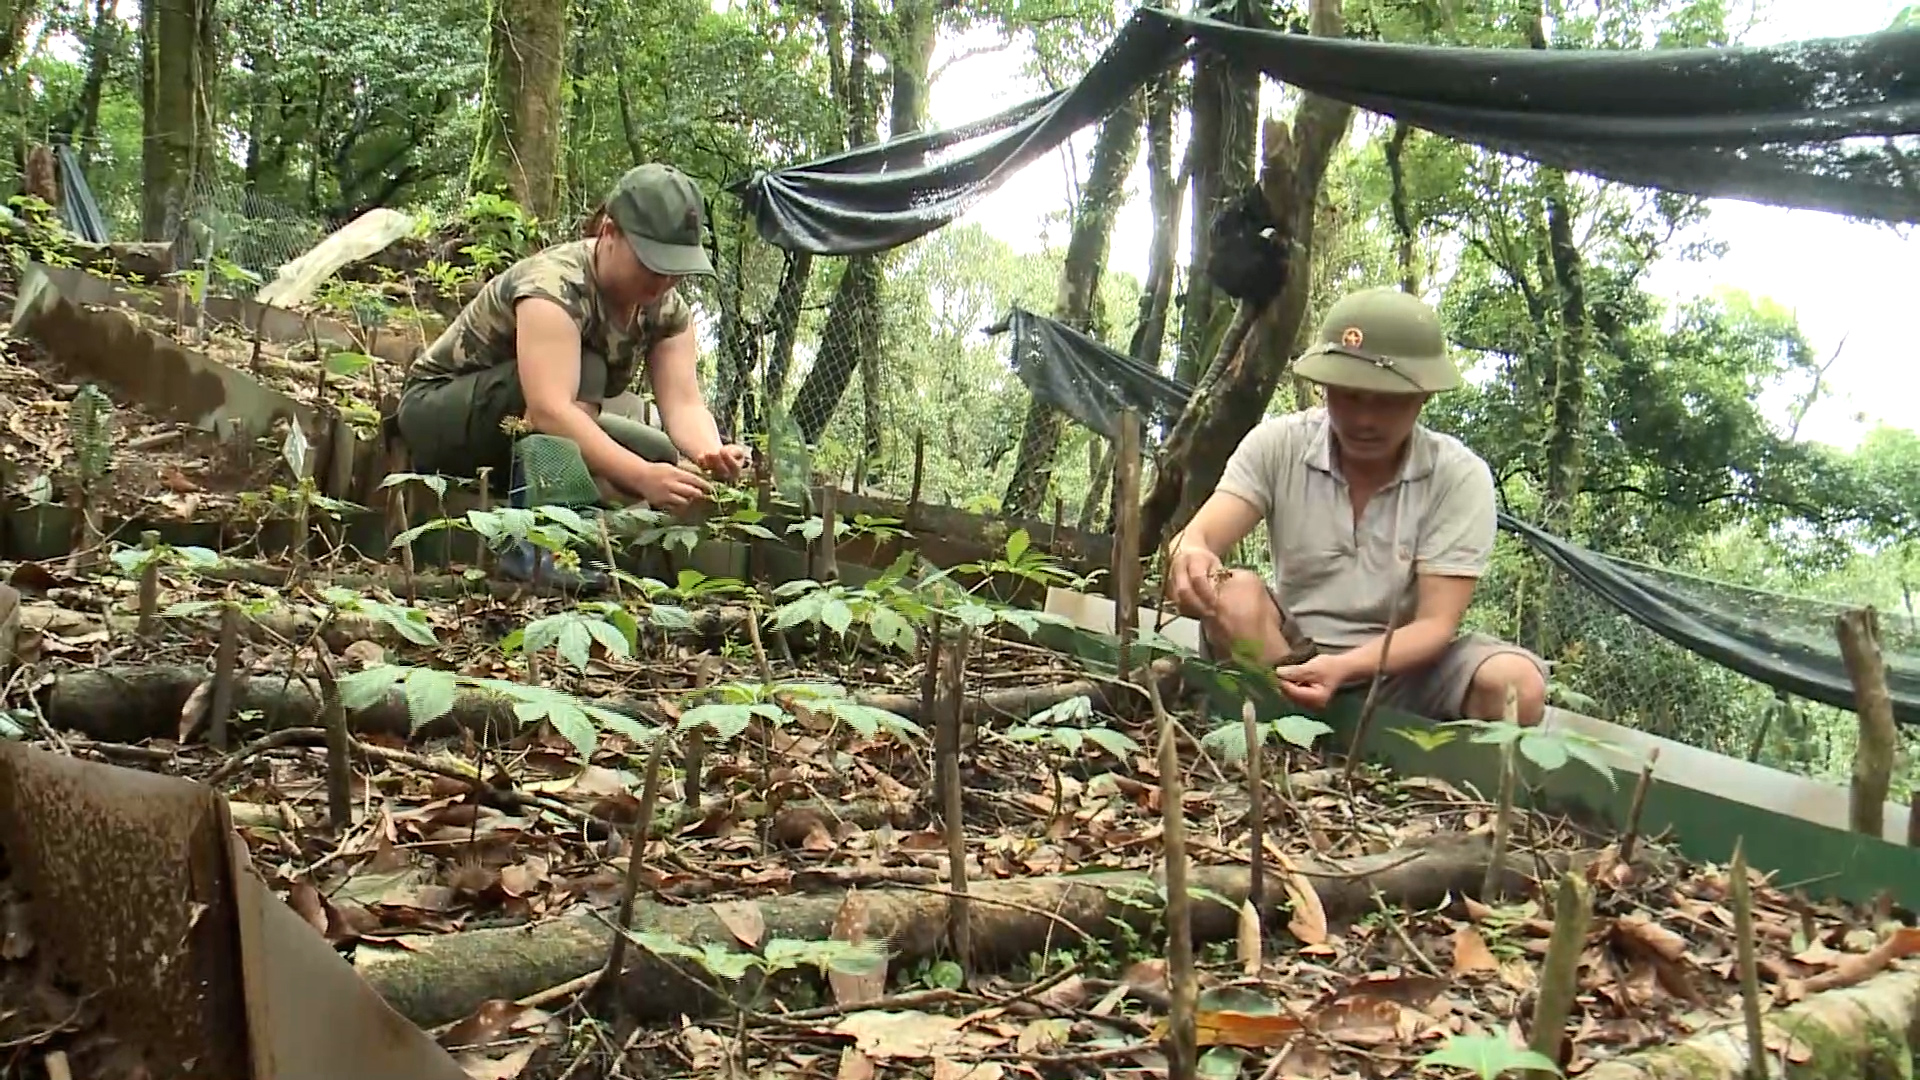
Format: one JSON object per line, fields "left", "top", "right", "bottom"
{"left": 1015, "top": 1018, "right": 1071, "bottom": 1055}
{"left": 828, "top": 890, "right": 886, "bottom": 1006}
{"left": 1613, "top": 914, "right": 1689, "bottom": 963}
{"left": 1803, "top": 926, "right": 1920, "bottom": 993}
{"left": 680, "top": 1023, "right": 734, "bottom": 1073}
{"left": 455, "top": 1044, "right": 536, "bottom": 1080}
{"left": 1239, "top": 899, "right": 1263, "bottom": 975}
{"left": 1309, "top": 995, "right": 1404, "bottom": 1046}
{"left": 1452, "top": 926, "right": 1498, "bottom": 975}
{"left": 442, "top": 999, "right": 534, "bottom": 1049}
{"left": 832, "top": 1011, "right": 1001, "bottom": 1060}
{"left": 1158, "top": 1010, "right": 1303, "bottom": 1049}
{"left": 1270, "top": 848, "right": 1329, "bottom": 945}
{"left": 712, "top": 899, "right": 766, "bottom": 950}
{"left": 836, "top": 1048, "right": 877, "bottom": 1080}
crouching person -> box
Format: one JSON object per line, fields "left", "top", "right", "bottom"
{"left": 1165, "top": 287, "right": 1548, "bottom": 725}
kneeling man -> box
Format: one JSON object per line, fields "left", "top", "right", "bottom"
{"left": 1167, "top": 287, "right": 1548, "bottom": 725}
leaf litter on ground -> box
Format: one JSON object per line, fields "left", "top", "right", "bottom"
{"left": 0, "top": 545, "right": 1911, "bottom": 1079}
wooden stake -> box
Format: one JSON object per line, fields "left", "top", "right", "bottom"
{"left": 135, "top": 531, "right": 162, "bottom": 637}
{"left": 1619, "top": 747, "right": 1661, "bottom": 865}
{"left": 1481, "top": 683, "right": 1520, "bottom": 901}
{"left": 1242, "top": 698, "right": 1265, "bottom": 915}
{"left": 1837, "top": 607, "right": 1896, "bottom": 838}
{"left": 1112, "top": 408, "right": 1143, "bottom": 679}
{"left": 1526, "top": 871, "right": 1592, "bottom": 1077}
{"left": 908, "top": 430, "right": 926, "bottom": 524}
{"left": 814, "top": 483, "right": 840, "bottom": 584}
{"left": 1147, "top": 673, "right": 1197, "bottom": 1080}
{"left": 209, "top": 600, "right": 239, "bottom": 752}
{"left": 938, "top": 624, "right": 973, "bottom": 980}
{"left": 596, "top": 732, "right": 671, "bottom": 1003}
{"left": 1729, "top": 839, "right": 1768, "bottom": 1080}
{"left": 476, "top": 467, "right": 493, "bottom": 574}
{"left": 314, "top": 640, "right": 352, "bottom": 833}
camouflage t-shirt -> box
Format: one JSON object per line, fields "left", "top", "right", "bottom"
{"left": 410, "top": 239, "right": 692, "bottom": 401}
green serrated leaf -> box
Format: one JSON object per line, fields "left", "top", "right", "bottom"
{"left": 1273, "top": 714, "right": 1332, "bottom": 750}
{"left": 338, "top": 664, "right": 405, "bottom": 711}
{"left": 1518, "top": 732, "right": 1569, "bottom": 772}
{"left": 556, "top": 620, "right": 593, "bottom": 672}
{"left": 1083, "top": 727, "right": 1141, "bottom": 757}
{"left": 403, "top": 668, "right": 459, "bottom": 731}
{"left": 820, "top": 598, "right": 854, "bottom": 636}
{"left": 679, "top": 702, "right": 757, "bottom": 740}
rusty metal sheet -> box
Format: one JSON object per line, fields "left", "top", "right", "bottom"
{"left": 0, "top": 742, "right": 250, "bottom": 1079}
{"left": 226, "top": 835, "right": 470, "bottom": 1080}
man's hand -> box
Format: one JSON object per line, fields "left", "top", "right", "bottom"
{"left": 1168, "top": 545, "right": 1227, "bottom": 617}
{"left": 693, "top": 443, "right": 751, "bottom": 482}
{"left": 1273, "top": 652, "right": 1357, "bottom": 712}
{"left": 627, "top": 459, "right": 711, "bottom": 512}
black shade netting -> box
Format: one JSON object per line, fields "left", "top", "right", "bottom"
{"left": 734, "top": 8, "right": 1920, "bottom": 255}
{"left": 1003, "top": 306, "right": 1194, "bottom": 440}
{"left": 1500, "top": 513, "right": 1920, "bottom": 725}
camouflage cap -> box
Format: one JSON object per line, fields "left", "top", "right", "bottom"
{"left": 1293, "top": 287, "right": 1461, "bottom": 394}
{"left": 605, "top": 164, "right": 715, "bottom": 278}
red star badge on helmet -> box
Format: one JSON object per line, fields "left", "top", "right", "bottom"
{"left": 1340, "top": 326, "right": 1365, "bottom": 348}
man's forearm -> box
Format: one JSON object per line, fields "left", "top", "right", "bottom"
{"left": 528, "top": 400, "right": 648, "bottom": 479}
{"left": 1328, "top": 618, "right": 1456, "bottom": 683}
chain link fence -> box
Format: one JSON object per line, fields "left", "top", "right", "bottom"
{"left": 171, "top": 172, "right": 327, "bottom": 296}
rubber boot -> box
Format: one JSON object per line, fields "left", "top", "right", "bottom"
{"left": 496, "top": 454, "right": 609, "bottom": 594}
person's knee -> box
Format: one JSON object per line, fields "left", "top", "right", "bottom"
{"left": 1465, "top": 652, "right": 1548, "bottom": 726}
{"left": 1203, "top": 570, "right": 1285, "bottom": 662}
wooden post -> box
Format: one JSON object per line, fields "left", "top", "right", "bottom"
{"left": 908, "top": 431, "right": 926, "bottom": 526}
{"left": 1837, "top": 606, "right": 1897, "bottom": 838}
{"left": 1112, "top": 409, "right": 1143, "bottom": 679}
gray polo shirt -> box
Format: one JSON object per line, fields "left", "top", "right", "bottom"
{"left": 1215, "top": 407, "right": 1498, "bottom": 649}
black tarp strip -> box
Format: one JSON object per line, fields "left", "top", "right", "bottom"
{"left": 734, "top": 8, "right": 1920, "bottom": 254}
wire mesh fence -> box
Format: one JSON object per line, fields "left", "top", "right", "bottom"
{"left": 172, "top": 172, "right": 327, "bottom": 294}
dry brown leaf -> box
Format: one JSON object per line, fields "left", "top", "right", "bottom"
{"left": 1309, "top": 996, "right": 1403, "bottom": 1046}
{"left": 832, "top": 1011, "right": 1001, "bottom": 1060}
{"left": 455, "top": 1044, "right": 536, "bottom": 1080}
{"left": 1157, "top": 1010, "right": 1303, "bottom": 1049}
{"left": 1803, "top": 926, "right": 1920, "bottom": 993}
{"left": 442, "top": 999, "right": 532, "bottom": 1049}
{"left": 1015, "top": 1018, "right": 1071, "bottom": 1055}
{"left": 1270, "top": 849, "right": 1328, "bottom": 945}
{"left": 1451, "top": 926, "right": 1498, "bottom": 975}
{"left": 1275, "top": 1038, "right": 1333, "bottom": 1078}
{"left": 712, "top": 899, "right": 767, "bottom": 950}
{"left": 1034, "top": 975, "right": 1088, "bottom": 1012}
{"left": 342, "top": 640, "right": 386, "bottom": 669}
{"left": 1238, "top": 899, "right": 1263, "bottom": 976}
{"left": 1612, "top": 914, "right": 1689, "bottom": 963}
{"left": 497, "top": 859, "right": 548, "bottom": 898}
{"left": 836, "top": 1048, "right": 877, "bottom": 1080}
{"left": 1121, "top": 958, "right": 1167, "bottom": 990}
{"left": 828, "top": 890, "right": 886, "bottom": 1006}
{"left": 178, "top": 678, "right": 212, "bottom": 741}
{"left": 679, "top": 1024, "right": 733, "bottom": 1074}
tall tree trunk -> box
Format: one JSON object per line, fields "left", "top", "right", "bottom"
{"left": 470, "top": 0, "right": 567, "bottom": 222}
{"left": 1174, "top": 16, "right": 1258, "bottom": 386}
{"left": 0, "top": 0, "right": 39, "bottom": 73}
{"left": 563, "top": 0, "right": 593, "bottom": 210}
{"left": 1385, "top": 121, "right": 1419, "bottom": 294}
{"left": 764, "top": 249, "right": 812, "bottom": 407}
{"left": 1001, "top": 92, "right": 1145, "bottom": 519}
{"left": 790, "top": 0, "right": 937, "bottom": 462}
{"left": 138, "top": 0, "right": 219, "bottom": 243}
{"left": 57, "top": 0, "right": 117, "bottom": 167}
{"left": 1525, "top": 11, "right": 1589, "bottom": 532}
{"left": 1129, "top": 71, "right": 1186, "bottom": 374}
{"left": 1138, "top": 0, "right": 1353, "bottom": 557}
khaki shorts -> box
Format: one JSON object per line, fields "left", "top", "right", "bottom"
{"left": 396, "top": 362, "right": 679, "bottom": 489}
{"left": 1203, "top": 579, "right": 1548, "bottom": 721}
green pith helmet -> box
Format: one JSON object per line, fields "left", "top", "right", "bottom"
{"left": 1293, "top": 287, "right": 1461, "bottom": 394}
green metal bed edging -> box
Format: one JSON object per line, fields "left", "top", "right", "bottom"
{"left": 697, "top": 532, "right": 1920, "bottom": 908}
{"left": 1026, "top": 619, "right": 1920, "bottom": 909}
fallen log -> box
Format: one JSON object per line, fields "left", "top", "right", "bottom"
{"left": 18, "top": 599, "right": 751, "bottom": 656}
{"left": 356, "top": 834, "right": 1546, "bottom": 1028}
{"left": 1580, "top": 966, "right": 1920, "bottom": 1080}
{"left": 35, "top": 660, "right": 1175, "bottom": 745}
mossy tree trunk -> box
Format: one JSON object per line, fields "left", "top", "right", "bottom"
{"left": 138, "top": 0, "right": 219, "bottom": 243}
{"left": 1002, "top": 91, "right": 1144, "bottom": 520}
{"left": 1138, "top": 0, "right": 1353, "bottom": 557}
{"left": 1174, "top": 9, "right": 1259, "bottom": 387}
{"left": 470, "top": 0, "right": 567, "bottom": 223}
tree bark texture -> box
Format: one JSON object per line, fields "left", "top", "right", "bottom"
{"left": 138, "top": 0, "right": 220, "bottom": 242}
{"left": 0, "top": 0, "right": 39, "bottom": 73}
{"left": 1175, "top": 44, "right": 1258, "bottom": 386}
{"left": 470, "top": 0, "right": 567, "bottom": 222}
{"left": 1001, "top": 91, "right": 1145, "bottom": 519}
{"left": 1836, "top": 607, "right": 1897, "bottom": 838}
{"left": 357, "top": 836, "right": 1543, "bottom": 1028}
{"left": 1138, "top": 0, "right": 1354, "bottom": 557}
